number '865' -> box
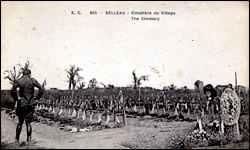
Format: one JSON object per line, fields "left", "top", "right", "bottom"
{"left": 90, "top": 11, "right": 97, "bottom": 15}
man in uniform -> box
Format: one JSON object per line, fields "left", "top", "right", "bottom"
{"left": 11, "top": 69, "right": 44, "bottom": 142}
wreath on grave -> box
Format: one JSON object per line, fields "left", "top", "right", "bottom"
{"left": 220, "top": 88, "right": 241, "bottom": 126}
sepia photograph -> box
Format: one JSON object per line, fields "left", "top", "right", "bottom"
{"left": 1, "top": 1, "right": 249, "bottom": 149}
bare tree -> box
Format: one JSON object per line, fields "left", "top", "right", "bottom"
{"left": 74, "top": 73, "right": 84, "bottom": 90}
{"left": 107, "top": 84, "right": 115, "bottom": 89}
{"left": 77, "top": 81, "right": 85, "bottom": 90}
{"left": 99, "top": 82, "right": 114, "bottom": 89}
{"left": 168, "top": 84, "right": 177, "bottom": 90}
{"left": 42, "top": 79, "right": 47, "bottom": 88}
{"left": 132, "top": 70, "right": 137, "bottom": 89}
{"left": 88, "top": 78, "right": 97, "bottom": 88}
{"left": 3, "top": 60, "right": 31, "bottom": 85}
{"left": 3, "top": 67, "right": 22, "bottom": 85}
{"left": 132, "top": 70, "right": 149, "bottom": 89}
{"left": 66, "top": 65, "right": 83, "bottom": 101}
{"left": 137, "top": 75, "right": 149, "bottom": 87}
{"left": 131, "top": 70, "right": 149, "bottom": 113}
{"left": 66, "top": 65, "right": 83, "bottom": 90}
{"left": 100, "top": 82, "right": 107, "bottom": 89}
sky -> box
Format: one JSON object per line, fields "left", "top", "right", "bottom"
{"left": 1, "top": 1, "right": 249, "bottom": 90}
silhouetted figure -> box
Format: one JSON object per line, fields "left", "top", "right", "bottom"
{"left": 11, "top": 69, "right": 44, "bottom": 142}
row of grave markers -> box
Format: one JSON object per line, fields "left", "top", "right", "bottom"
{"left": 35, "top": 104, "right": 122, "bottom": 125}
{"left": 35, "top": 88, "right": 241, "bottom": 139}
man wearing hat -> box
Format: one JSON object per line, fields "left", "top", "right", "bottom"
{"left": 11, "top": 68, "right": 44, "bottom": 142}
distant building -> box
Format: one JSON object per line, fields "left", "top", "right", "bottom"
{"left": 50, "top": 88, "right": 58, "bottom": 90}
{"left": 194, "top": 80, "right": 204, "bottom": 92}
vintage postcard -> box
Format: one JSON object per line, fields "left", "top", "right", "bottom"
{"left": 1, "top": 1, "right": 249, "bottom": 149}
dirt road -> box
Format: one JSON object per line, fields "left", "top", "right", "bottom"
{"left": 1, "top": 110, "right": 197, "bottom": 149}
{"left": 2, "top": 109, "right": 206, "bottom": 149}
{"left": 3, "top": 110, "right": 247, "bottom": 149}
{"left": 1, "top": 111, "right": 135, "bottom": 149}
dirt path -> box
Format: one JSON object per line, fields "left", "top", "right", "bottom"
{"left": 1, "top": 111, "right": 134, "bottom": 149}
{"left": 1, "top": 110, "right": 199, "bottom": 149}
{"left": 2, "top": 110, "right": 249, "bottom": 149}
{"left": 1, "top": 111, "right": 195, "bottom": 149}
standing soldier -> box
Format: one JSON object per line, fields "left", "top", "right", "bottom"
{"left": 11, "top": 69, "right": 44, "bottom": 142}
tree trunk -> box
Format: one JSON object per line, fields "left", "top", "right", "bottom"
{"left": 69, "top": 80, "right": 72, "bottom": 90}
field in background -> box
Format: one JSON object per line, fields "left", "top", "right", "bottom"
{"left": 1, "top": 87, "right": 249, "bottom": 149}
{"left": 1, "top": 88, "right": 203, "bottom": 107}
{"left": 1, "top": 87, "right": 248, "bottom": 115}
